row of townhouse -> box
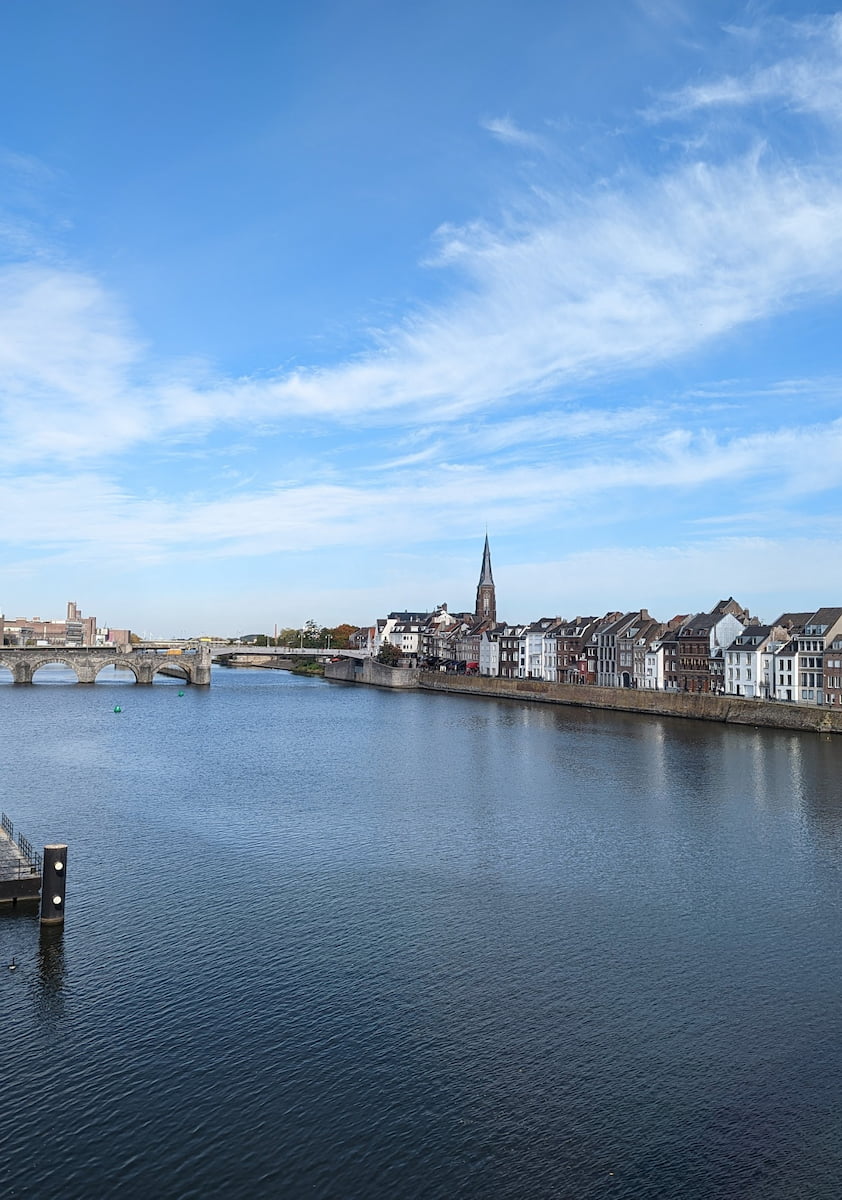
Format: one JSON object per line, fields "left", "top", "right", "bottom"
{"left": 725, "top": 607, "right": 842, "bottom": 706}
{"left": 355, "top": 599, "right": 842, "bottom": 709}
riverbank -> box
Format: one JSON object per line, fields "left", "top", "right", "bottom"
{"left": 218, "top": 654, "right": 324, "bottom": 677}
{"left": 324, "top": 657, "right": 842, "bottom": 735}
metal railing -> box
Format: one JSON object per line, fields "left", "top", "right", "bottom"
{"left": 0, "top": 811, "right": 42, "bottom": 876}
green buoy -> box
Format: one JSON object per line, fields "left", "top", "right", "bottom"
{"left": 113, "top": 705, "right": 122, "bottom": 713}
{"left": 178, "top": 690, "right": 185, "bottom": 697}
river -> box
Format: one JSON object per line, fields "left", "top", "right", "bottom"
{"left": 2, "top": 666, "right": 841, "bottom": 1199}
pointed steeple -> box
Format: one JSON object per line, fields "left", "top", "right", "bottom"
{"left": 478, "top": 535, "right": 493, "bottom": 585}
{"left": 475, "top": 535, "right": 496, "bottom": 622}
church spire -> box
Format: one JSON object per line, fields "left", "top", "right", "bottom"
{"left": 475, "top": 535, "right": 496, "bottom": 622}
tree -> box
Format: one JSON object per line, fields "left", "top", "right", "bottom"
{"left": 377, "top": 641, "right": 402, "bottom": 666}
{"left": 302, "top": 618, "right": 320, "bottom": 647}
{"left": 326, "top": 623, "right": 356, "bottom": 649}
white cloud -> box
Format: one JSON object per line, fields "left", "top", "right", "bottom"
{"left": 480, "top": 115, "right": 548, "bottom": 152}
{"left": 651, "top": 13, "right": 842, "bottom": 123}
{"left": 5, "top": 146, "right": 842, "bottom": 467}
{"left": 2, "top": 415, "right": 841, "bottom": 568}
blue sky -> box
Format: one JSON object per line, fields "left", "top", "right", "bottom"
{"left": 3, "top": 0, "right": 842, "bottom": 636}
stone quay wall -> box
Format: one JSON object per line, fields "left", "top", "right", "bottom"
{"left": 324, "top": 659, "right": 842, "bottom": 735}
{"left": 327, "top": 658, "right": 423, "bottom": 689}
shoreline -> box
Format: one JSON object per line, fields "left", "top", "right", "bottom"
{"left": 216, "top": 654, "right": 325, "bottom": 677}
{"left": 324, "top": 658, "right": 842, "bottom": 736}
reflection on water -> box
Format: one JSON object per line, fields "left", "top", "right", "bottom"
{"left": 32, "top": 923, "right": 67, "bottom": 1026}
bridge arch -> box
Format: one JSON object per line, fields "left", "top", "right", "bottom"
{"left": 94, "top": 659, "right": 141, "bottom": 684}
{"left": 151, "top": 661, "right": 190, "bottom": 684}
{"left": 30, "top": 657, "right": 88, "bottom": 684}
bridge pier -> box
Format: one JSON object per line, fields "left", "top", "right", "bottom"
{"left": 191, "top": 652, "right": 211, "bottom": 686}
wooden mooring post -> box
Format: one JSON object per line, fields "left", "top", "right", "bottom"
{"left": 40, "top": 844, "right": 68, "bottom": 925}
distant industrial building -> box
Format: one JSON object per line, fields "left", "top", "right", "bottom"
{"left": 0, "top": 602, "right": 131, "bottom": 648}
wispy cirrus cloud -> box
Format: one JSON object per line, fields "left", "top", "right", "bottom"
{"left": 480, "top": 115, "right": 549, "bottom": 152}
{"left": 650, "top": 12, "right": 842, "bottom": 122}
{"left": 3, "top": 415, "right": 842, "bottom": 567}
{"left": 5, "top": 146, "right": 842, "bottom": 466}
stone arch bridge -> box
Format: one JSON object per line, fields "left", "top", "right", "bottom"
{"left": 0, "top": 645, "right": 211, "bottom": 686}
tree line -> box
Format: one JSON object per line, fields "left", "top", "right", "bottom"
{"left": 249, "top": 621, "right": 357, "bottom": 649}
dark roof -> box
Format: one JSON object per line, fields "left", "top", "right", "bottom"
{"left": 772, "top": 612, "right": 813, "bottom": 632}
{"left": 733, "top": 625, "right": 774, "bottom": 644}
{"left": 477, "top": 535, "right": 494, "bottom": 587}
{"left": 805, "top": 607, "right": 842, "bottom": 630}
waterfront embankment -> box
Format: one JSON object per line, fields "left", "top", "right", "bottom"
{"left": 325, "top": 657, "right": 842, "bottom": 735}
{"left": 219, "top": 654, "right": 324, "bottom": 676}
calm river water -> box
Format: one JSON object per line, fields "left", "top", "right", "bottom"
{"left": 1, "top": 666, "right": 842, "bottom": 1199}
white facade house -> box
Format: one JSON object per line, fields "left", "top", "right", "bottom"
{"left": 519, "top": 619, "right": 561, "bottom": 680}
{"left": 478, "top": 628, "right": 501, "bottom": 676}
{"left": 541, "top": 630, "right": 559, "bottom": 682}
{"left": 772, "top": 640, "right": 798, "bottom": 702}
{"left": 376, "top": 611, "right": 432, "bottom": 660}
{"left": 643, "top": 640, "right": 665, "bottom": 690}
{"left": 724, "top": 625, "right": 789, "bottom": 699}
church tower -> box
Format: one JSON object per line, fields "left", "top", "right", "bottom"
{"left": 475, "top": 535, "right": 496, "bottom": 623}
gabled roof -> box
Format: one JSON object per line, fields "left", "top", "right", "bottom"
{"left": 599, "top": 612, "right": 643, "bottom": 638}
{"left": 680, "top": 609, "right": 739, "bottom": 635}
{"left": 525, "top": 616, "right": 565, "bottom": 633}
{"left": 771, "top": 612, "right": 812, "bottom": 632}
{"left": 804, "top": 607, "right": 842, "bottom": 632}
{"left": 709, "top": 597, "right": 750, "bottom": 619}
{"left": 732, "top": 625, "right": 774, "bottom": 646}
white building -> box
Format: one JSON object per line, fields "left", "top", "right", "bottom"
{"left": 478, "top": 627, "right": 502, "bottom": 676}
{"left": 724, "top": 625, "right": 790, "bottom": 699}
{"left": 519, "top": 618, "right": 562, "bottom": 680}
{"left": 643, "top": 639, "right": 665, "bottom": 690}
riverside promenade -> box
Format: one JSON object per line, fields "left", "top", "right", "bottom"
{"left": 325, "top": 658, "right": 842, "bottom": 736}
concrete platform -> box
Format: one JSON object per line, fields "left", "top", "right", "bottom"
{"left": 0, "top": 822, "right": 42, "bottom": 904}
